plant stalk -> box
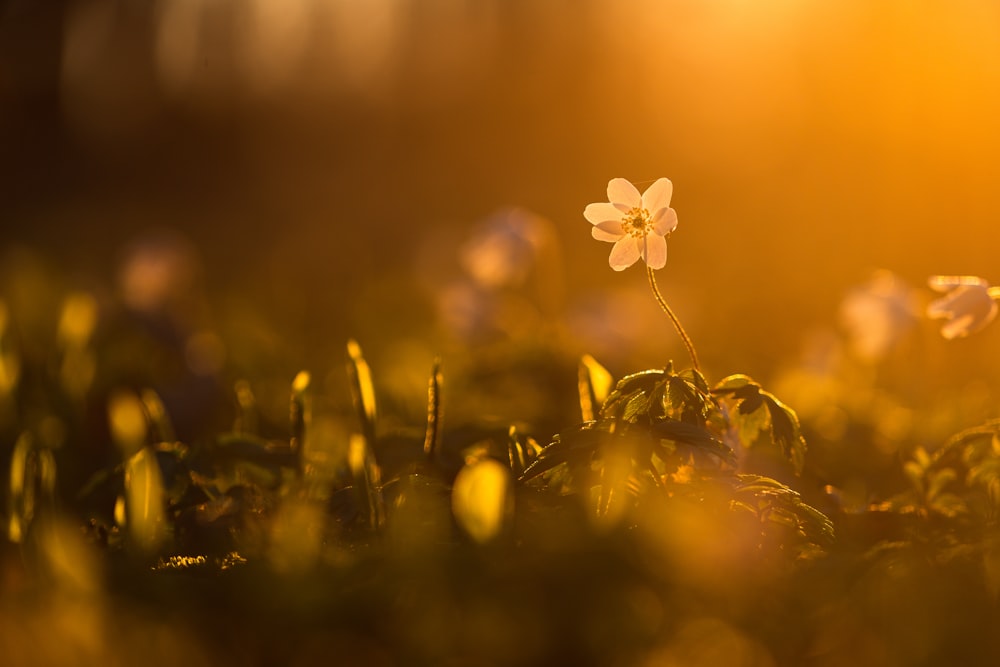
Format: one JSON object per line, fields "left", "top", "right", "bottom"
{"left": 647, "top": 266, "right": 700, "bottom": 373}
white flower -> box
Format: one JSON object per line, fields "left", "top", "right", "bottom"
{"left": 584, "top": 178, "right": 678, "bottom": 271}
{"left": 927, "top": 275, "right": 1000, "bottom": 339}
{"left": 839, "top": 270, "right": 918, "bottom": 361}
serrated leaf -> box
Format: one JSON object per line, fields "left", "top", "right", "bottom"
{"left": 648, "top": 381, "right": 668, "bottom": 421}
{"left": 666, "top": 376, "right": 693, "bottom": 409}
{"left": 600, "top": 370, "right": 665, "bottom": 420}
{"left": 737, "top": 391, "right": 765, "bottom": 415}
{"left": 651, "top": 419, "right": 735, "bottom": 466}
{"left": 714, "top": 374, "right": 756, "bottom": 391}
{"left": 666, "top": 375, "right": 713, "bottom": 422}
{"left": 519, "top": 424, "right": 604, "bottom": 482}
{"left": 731, "top": 402, "right": 769, "bottom": 449}
{"left": 764, "top": 395, "right": 807, "bottom": 475}
{"left": 622, "top": 391, "right": 650, "bottom": 423}
{"left": 733, "top": 473, "right": 835, "bottom": 546}
{"left": 680, "top": 367, "right": 711, "bottom": 395}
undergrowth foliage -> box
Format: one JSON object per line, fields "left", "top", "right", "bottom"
{"left": 6, "top": 178, "right": 1000, "bottom": 665}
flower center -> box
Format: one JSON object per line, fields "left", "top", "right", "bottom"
{"left": 621, "top": 208, "right": 652, "bottom": 238}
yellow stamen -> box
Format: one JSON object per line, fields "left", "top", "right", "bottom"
{"left": 621, "top": 207, "right": 653, "bottom": 237}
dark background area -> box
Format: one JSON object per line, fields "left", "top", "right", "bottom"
{"left": 4, "top": 0, "right": 1000, "bottom": 386}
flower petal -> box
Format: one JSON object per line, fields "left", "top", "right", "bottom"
{"left": 926, "top": 296, "right": 952, "bottom": 319}
{"left": 641, "top": 178, "right": 673, "bottom": 213}
{"left": 593, "top": 219, "right": 624, "bottom": 236}
{"left": 592, "top": 225, "right": 621, "bottom": 242}
{"left": 928, "top": 285, "right": 998, "bottom": 339}
{"left": 607, "top": 178, "right": 641, "bottom": 209}
{"left": 928, "top": 275, "right": 989, "bottom": 293}
{"left": 983, "top": 300, "right": 999, "bottom": 328}
{"left": 941, "top": 314, "right": 975, "bottom": 340}
{"left": 609, "top": 236, "right": 640, "bottom": 271}
{"left": 643, "top": 233, "right": 667, "bottom": 270}
{"left": 651, "top": 207, "right": 678, "bottom": 235}
{"left": 584, "top": 202, "right": 623, "bottom": 225}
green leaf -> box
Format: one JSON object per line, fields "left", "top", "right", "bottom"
{"left": 737, "top": 391, "right": 765, "bottom": 415}
{"left": 600, "top": 370, "right": 666, "bottom": 420}
{"left": 926, "top": 468, "right": 957, "bottom": 501}
{"left": 903, "top": 461, "right": 925, "bottom": 494}
{"left": 928, "top": 492, "right": 966, "bottom": 517}
{"left": 578, "top": 354, "right": 614, "bottom": 422}
{"left": 623, "top": 391, "right": 650, "bottom": 423}
{"left": 507, "top": 427, "right": 542, "bottom": 479}
{"left": 651, "top": 420, "right": 735, "bottom": 466}
{"left": 763, "top": 395, "right": 807, "bottom": 475}
{"left": 346, "top": 340, "right": 378, "bottom": 447}
{"left": 519, "top": 424, "right": 604, "bottom": 482}
{"left": 732, "top": 401, "right": 769, "bottom": 448}
{"left": 666, "top": 375, "right": 713, "bottom": 422}
{"left": 713, "top": 374, "right": 757, "bottom": 392}
{"left": 423, "top": 358, "right": 443, "bottom": 459}
{"left": 968, "top": 458, "right": 1000, "bottom": 491}
{"left": 733, "top": 474, "right": 835, "bottom": 548}
{"left": 679, "top": 367, "right": 711, "bottom": 395}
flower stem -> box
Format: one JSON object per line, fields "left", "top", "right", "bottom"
{"left": 646, "top": 267, "right": 700, "bottom": 373}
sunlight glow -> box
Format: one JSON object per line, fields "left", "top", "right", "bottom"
{"left": 268, "top": 501, "right": 322, "bottom": 573}
{"left": 235, "top": 0, "right": 313, "bottom": 94}
{"left": 346, "top": 340, "right": 377, "bottom": 424}
{"left": 57, "top": 292, "right": 98, "bottom": 347}
{"left": 124, "top": 448, "right": 166, "bottom": 552}
{"left": 347, "top": 433, "right": 366, "bottom": 478}
{"left": 452, "top": 459, "right": 510, "bottom": 544}
{"left": 108, "top": 391, "right": 148, "bottom": 457}
{"left": 154, "top": 0, "right": 206, "bottom": 98}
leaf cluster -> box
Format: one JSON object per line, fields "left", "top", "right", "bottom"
{"left": 519, "top": 361, "right": 832, "bottom": 556}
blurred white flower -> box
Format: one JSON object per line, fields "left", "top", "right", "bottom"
{"left": 927, "top": 275, "right": 1000, "bottom": 339}
{"left": 839, "top": 270, "right": 918, "bottom": 361}
{"left": 584, "top": 177, "right": 678, "bottom": 271}
{"left": 460, "top": 208, "right": 547, "bottom": 289}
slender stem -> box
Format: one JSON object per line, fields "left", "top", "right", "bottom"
{"left": 646, "top": 266, "right": 700, "bottom": 372}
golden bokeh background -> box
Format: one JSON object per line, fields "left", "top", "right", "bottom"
{"left": 4, "top": 0, "right": 1000, "bottom": 382}
{"left": 6, "top": 4, "right": 1000, "bottom": 665}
